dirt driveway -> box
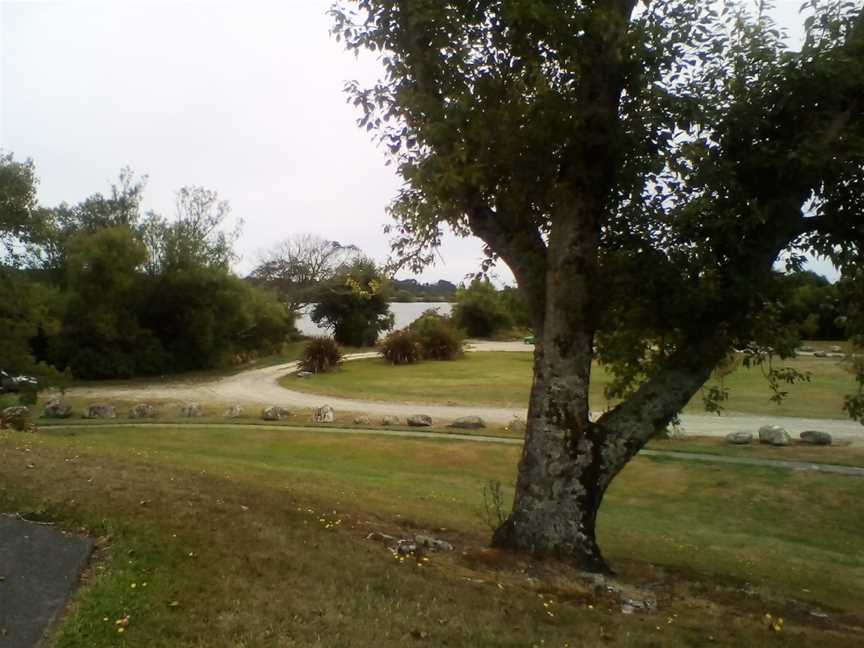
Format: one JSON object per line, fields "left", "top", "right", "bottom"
{"left": 66, "top": 341, "right": 864, "bottom": 444}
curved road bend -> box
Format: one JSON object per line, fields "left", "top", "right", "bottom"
{"left": 66, "top": 342, "right": 864, "bottom": 446}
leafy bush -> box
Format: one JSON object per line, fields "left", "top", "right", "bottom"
{"left": 310, "top": 259, "right": 394, "bottom": 346}
{"left": 409, "top": 310, "right": 464, "bottom": 360}
{"left": 380, "top": 330, "right": 421, "bottom": 365}
{"left": 17, "top": 385, "right": 38, "bottom": 406}
{"left": 299, "top": 337, "right": 342, "bottom": 373}
{"left": 452, "top": 279, "right": 513, "bottom": 338}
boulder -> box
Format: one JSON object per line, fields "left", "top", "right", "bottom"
{"left": 262, "top": 406, "right": 291, "bottom": 421}
{"left": 449, "top": 416, "right": 486, "bottom": 430}
{"left": 800, "top": 430, "right": 832, "bottom": 446}
{"left": 725, "top": 431, "right": 753, "bottom": 445}
{"left": 814, "top": 351, "right": 829, "bottom": 358}
{"left": 179, "top": 403, "right": 202, "bottom": 418}
{"left": 129, "top": 403, "right": 157, "bottom": 419}
{"left": 1, "top": 406, "right": 32, "bottom": 431}
{"left": 223, "top": 404, "right": 244, "bottom": 418}
{"left": 830, "top": 345, "right": 843, "bottom": 353}
{"left": 84, "top": 404, "right": 116, "bottom": 419}
{"left": 407, "top": 414, "right": 433, "bottom": 427}
{"left": 381, "top": 415, "right": 400, "bottom": 426}
{"left": 758, "top": 425, "right": 790, "bottom": 446}
{"left": 798, "top": 345, "right": 815, "bottom": 352}
{"left": 353, "top": 415, "right": 371, "bottom": 425}
{"left": 42, "top": 399, "right": 73, "bottom": 419}
{"left": 296, "top": 371, "right": 313, "bottom": 379}
{"left": 506, "top": 419, "right": 527, "bottom": 434}
{"left": 313, "top": 404, "right": 335, "bottom": 423}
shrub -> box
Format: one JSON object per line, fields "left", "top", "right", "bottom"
{"left": 409, "top": 310, "right": 464, "bottom": 360}
{"left": 452, "top": 279, "right": 513, "bottom": 338}
{"left": 17, "top": 385, "right": 38, "bottom": 406}
{"left": 310, "top": 259, "right": 394, "bottom": 346}
{"left": 299, "top": 337, "right": 342, "bottom": 373}
{"left": 380, "top": 330, "right": 421, "bottom": 365}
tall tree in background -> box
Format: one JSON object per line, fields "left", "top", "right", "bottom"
{"left": 332, "top": 0, "right": 864, "bottom": 571}
{"left": 0, "top": 152, "right": 40, "bottom": 265}
{"left": 142, "top": 186, "right": 242, "bottom": 273}
{"left": 1, "top": 157, "right": 292, "bottom": 379}
{"left": 249, "top": 234, "right": 361, "bottom": 312}
{"left": 36, "top": 168, "right": 148, "bottom": 276}
{"left": 311, "top": 258, "right": 394, "bottom": 346}
{"left": 0, "top": 152, "right": 61, "bottom": 378}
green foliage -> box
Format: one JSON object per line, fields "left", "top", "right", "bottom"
{"left": 142, "top": 186, "right": 241, "bottom": 274}
{"left": 49, "top": 226, "right": 152, "bottom": 378}
{"left": 380, "top": 310, "right": 463, "bottom": 364}
{"left": 0, "top": 158, "right": 294, "bottom": 380}
{"left": 380, "top": 329, "right": 422, "bottom": 365}
{"left": 333, "top": 0, "right": 864, "bottom": 421}
{"left": 310, "top": 259, "right": 394, "bottom": 346}
{"left": 498, "top": 287, "right": 532, "bottom": 330}
{"left": 390, "top": 278, "right": 457, "bottom": 302}
{"left": 777, "top": 270, "right": 846, "bottom": 341}
{"left": 0, "top": 270, "right": 62, "bottom": 376}
{"left": 17, "top": 385, "right": 38, "bottom": 406}
{"left": 249, "top": 235, "right": 361, "bottom": 313}
{"left": 0, "top": 151, "right": 44, "bottom": 265}
{"left": 451, "top": 280, "right": 513, "bottom": 338}
{"left": 408, "top": 309, "right": 464, "bottom": 360}
{"left": 299, "top": 337, "right": 343, "bottom": 374}
{"left": 480, "top": 479, "right": 508, "bottom": 532}
{"left": 137, "top": 267, "right": 293, "bottom": 374}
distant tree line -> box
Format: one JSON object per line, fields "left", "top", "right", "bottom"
{"left": 390, "top": 278, "right": 457, "bottom": 302}
{"left": 1, "top": 153, "right": 293, "bottom": 380}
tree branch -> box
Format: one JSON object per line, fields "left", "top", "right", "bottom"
{"left": 467, "top": 203, "right": 548, "bottom": 328}
{"left": 596, "top": 332, "right": 729, "bottom": 451}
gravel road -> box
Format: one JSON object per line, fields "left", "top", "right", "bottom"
{"left": 66, "top": 341, "right": 864, "bottom": 445}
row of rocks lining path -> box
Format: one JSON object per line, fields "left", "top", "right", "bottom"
{"left": 44, "top": 423, "right": 864, "bottom": 478}
{"left": 64, "top": 341, "right": 864, "bottom": 445}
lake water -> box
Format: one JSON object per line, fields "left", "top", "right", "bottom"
{"left": 295, "top": 302, "right": 454, "bottom": 338}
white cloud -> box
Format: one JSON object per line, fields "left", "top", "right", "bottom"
{"left": 1, "top": 0, "right": 837, "bottom": 285}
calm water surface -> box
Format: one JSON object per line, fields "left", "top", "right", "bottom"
{"left": 295, "top": 302, "right": 453, "bottom": 338}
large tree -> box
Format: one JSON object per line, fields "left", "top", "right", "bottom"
{"left": 332, "top": 0, "right": 864, "bottom": 571}
{"left": 311, "top": 258, "right": 394, "bottom": 346}
{"left": 249, "top": 234, "right": 361, "bottom": 313}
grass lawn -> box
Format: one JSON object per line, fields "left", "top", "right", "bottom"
{"left": 1, "top": 424, "right": 863, "bottom": 646}
{"left": 281, "top": 352, "right": 861, "bottom": 419}
{"left": 648, "top": 436, "right": 864, "bottom": 467}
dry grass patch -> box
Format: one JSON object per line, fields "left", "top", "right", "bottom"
{"left": 1, "top": 425, "right": 862, "bottom": 647}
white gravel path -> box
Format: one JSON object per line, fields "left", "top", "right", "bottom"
{"left": 66, "top": 341, "right": 864, "bottom": 445}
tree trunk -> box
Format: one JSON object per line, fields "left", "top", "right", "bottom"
{"left": 492, "top": 336, "right": 620, "bottom": 573}
{"left": 493, "top": 327, "right": 726, "bottom": 572}
{"left": 492, "top": 205, "right": 618, "bottom": 571}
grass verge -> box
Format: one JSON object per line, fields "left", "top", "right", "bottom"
{"left": 280, "top": 352, "right": 860, "bottom": 419}
{"left": 1, "top": 424, "right": 862, "bottom": 646}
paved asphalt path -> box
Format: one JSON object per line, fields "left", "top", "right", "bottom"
{"left": 0, "top": 516, "right": 93, "bottom": 648}
{"left": 66, "top": 341, "right": 864, "bottom": 445}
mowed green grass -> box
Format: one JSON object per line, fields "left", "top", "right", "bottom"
{"left": 1, "top": 424, "right": 863, "bottom": 646}
{"left": 282, "top": 351, "right": 860, "bottom": 418}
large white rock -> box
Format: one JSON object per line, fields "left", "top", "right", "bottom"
{"left": 758, "top": 425, "right": 790, "bottom": 446}
{"left": 313, "top": 405, "right": 335, "bottom": 423}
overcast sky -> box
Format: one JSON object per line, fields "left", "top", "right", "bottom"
{"left": 1, "top": 0, "right": 838, "bottom": 283}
